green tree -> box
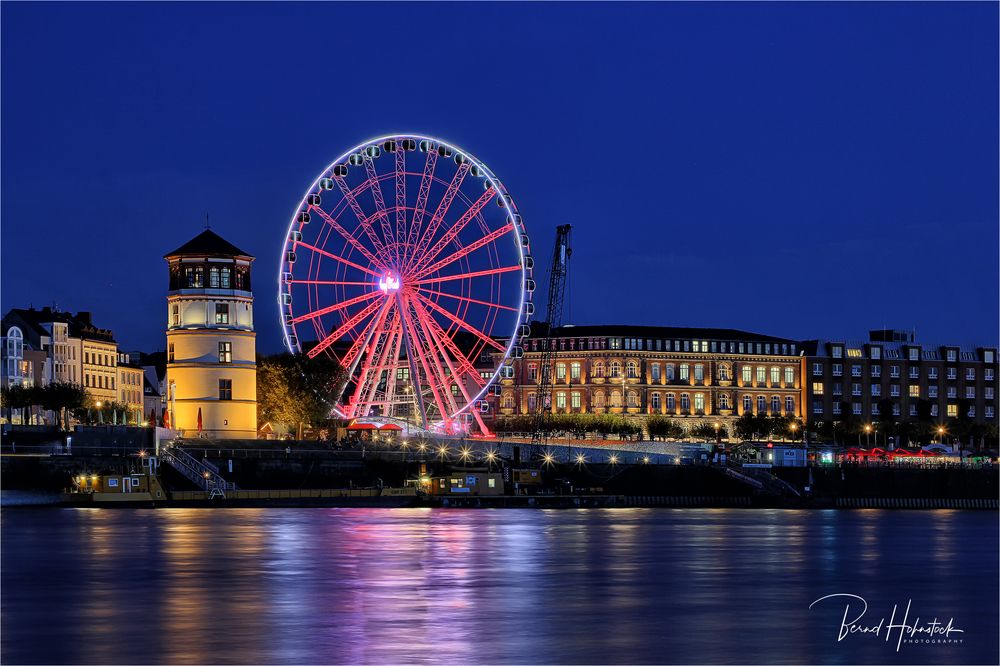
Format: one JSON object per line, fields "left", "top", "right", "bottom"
{"left": 646, "top": 415, "right": 684, "bottom": 441}
{"left": 257, "top": 352, "right": 348, "bottom": 437}
{"left": 39, "top": 383, "right": 88, "bottom": 429}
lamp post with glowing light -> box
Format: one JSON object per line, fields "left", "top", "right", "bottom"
{"left": 789, "top": 422, "right": 798, "bottom": 443}
{"left": 937, "top": 426, "right": 946, "bottom": 446}
{"left": 864, "top": 423, "right": 872, "bottom": 447}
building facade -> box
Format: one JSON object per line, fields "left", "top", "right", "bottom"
{"left": 164, "top": 229, "right": 257, "bottom": 439}
{"left": 116, "top": 353, "right": 145, "bottom": 424}
{"left": 491, "top": 324, "right": 805, "bottom": 430}
{"left": 804, "top": 330, "right": 999, "bottom": 432}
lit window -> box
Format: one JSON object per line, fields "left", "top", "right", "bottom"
{"left": 209, "top": 267, "right": 220, "bottom": 288}
{"left": 679, "top": 364, "right": 689, "bottom": 381}
{"left": 573, "top": 391, "right": 583, "bottom": 409}
{"left": 570, "top": 362, "right": 581, "bottom": 380}
{"left": 909, "top": 385, "right": 919, "bottom": 398}
{"left": 694, "top": 393, "right": 704, "bottom": 411}
{"left": 770, "top": 367, "right": 780, "bottom": 384}
{"left": 847, "top": 348, "right": 862, "bottom": 358}
{"left": 528, "top": 363, "right": 538, "bottom": 381}
{"left": 627, "top": 391, "right": 639, "bottom": 408}
{"left": 784, "top": 367, "right": 794, "bottom": 385}
{"left": 812, "top": 382, "right": 824, "bottom": 395}
{"left": 718, "top": 364, "right": 731, "bottom": 381}
{"left": 556, "top": 363, "right": 566, "bottom": 380}
{"left": 719, "top": 393, "right": 730, "bottom": 409}
{"left": 215, "top": 303, "right": 230, "bottom": 325}
{"left": 947, "top": 404, "right": 957, "bottom": 417}
{"left": 556, "top": 392, "right": 566, "bottom": 409}
{"left": 743, "top": 366, "right": 753, "bottom": 383}
{"left": 627, "top": 361, "right": 639, "bottom": 379}
{"left": 219, "top": 342, "right": 232, "bottom": 364}
{"left": 756, "top": 367, "right": 765, "bottom": 384}
{"left": 168, "top": 343, "right": 175, "bottom": 363}
{"left": 396, "top": 368, "right": 409, "bottom": 380}
{"left": 172, "top": 304, "right": 180, "bottom": 327}
{"left": 220, "top": 267, "right": 231, "bottom": 289}
{"left": 609, "top": 361, "right": 622, "bottom": 378}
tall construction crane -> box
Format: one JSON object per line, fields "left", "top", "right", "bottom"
{"left": 531, "top": 224, "right": 572, "bottom": 446}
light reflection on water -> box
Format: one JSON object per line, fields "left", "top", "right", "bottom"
{"left": 1, "top": 508, "right": 996, "bottom": 665}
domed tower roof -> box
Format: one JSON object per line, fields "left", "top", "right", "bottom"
{"left": 164, "top": 229, "right": 253, "bottom": 260}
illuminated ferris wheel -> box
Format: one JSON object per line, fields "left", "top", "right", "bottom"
{"left": 279, "top": 134, "right": 533, "bottom": 434}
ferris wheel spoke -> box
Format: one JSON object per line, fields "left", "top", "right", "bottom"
{"left": 405, "top": 162, "right": 471, "bottom": 274}
{"left": 364, "top": 157, "right": 397, "bottom": 263}
{"left": 309, "top": 206, "right": 387, "bottom": 271}
{"left": 333, "top": 174, "right": 392, "bottom": 264}
{"left": 409, "top": 264, "right": 522, "bottom": 286}
{"left": 411, "top": 220, "right": 513, "bottom": 281}
{"left": 295, "top": 241, "right": 382, "bottom": 278}
{"left": 415, "top": 286, "right": 518, "bottom": 313}
{"left": 288, "top": 280, "right": 374, "bottom": 287}
{"left": 339, "top": 298, "right": 395, "bottom": 373}
{"left": 307, "top": 297, "right": 386, "bottom": 359}
{"left": 410, "top": 186, "right": 497, "bottom": 276}
{"left": 403, "top": 149, "right": 438, "bottom": 269}
{"left": 411, "top": 296, "right": 488, "bottom": 388}
{"left": 412, "top": 291, "right": 506, "bottom": 352}
{"left": 394, "top": 146, "right": 407, "bottom": 267}
{"left": 289, "top": 290, "right": 380, "bottom": 325}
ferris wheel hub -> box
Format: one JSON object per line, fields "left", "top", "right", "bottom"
{"left": 378, "top": 270, "right": 401, "bottom": 294}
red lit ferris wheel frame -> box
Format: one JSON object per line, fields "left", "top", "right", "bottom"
{"left": 278, "top": 134, "right": 534, "bottom": 434}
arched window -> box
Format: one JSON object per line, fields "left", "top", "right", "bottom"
{"left": 501, "top": 393, "right": 514, "bottom": 409}
{"left": 627, "top": 361, "right": 639, "bottom": 378}
{"left": 718, "top": 363, "right": 731, "bottom": 381}
{"left": 694, "top": 393, "right": 705, "bottom": 412}
{"left": 771, "top": 396, "right": 781, "bottom": 413}
{"left": 665, "top": 364, "right": 676, "bottom": 381}
{"left": 757, "top": 395, "right": 766, "bottom": 413}
{"left": 680, "top": 393, "right": 690, "bottom": 410}
{"left": 651, "top": 393, "right": 661, "bottom": 410}
{"left": 610, "top": 390, "right": 622, "bottom": 407}
{"left": 666, "top": 393, "right": 676, "bottom": 410}
{"left": 527, "top": 394, "right": 537, "bottom": 412}
{"left": 785, "top": 396, "right": 794, "bottom": 413}
{"left": 609, "top": 361, "right": 622, "bottom": 378}
{"left": 741, "top": 366, "right": 752, "bottom": 384}
{"left": 594, "top": 391, "right": 606, "bottom": 408}
{"left": 592, "top": 361, "right": 605, "bottom": 378}
{"left": 743, "top": 394, "right": 752, "bottom": 412}
{"left": 719, "top": 393, "right": 730, "bottom": 409}
{"left": 627, "top": 391, "right": 639, "bottom": 407}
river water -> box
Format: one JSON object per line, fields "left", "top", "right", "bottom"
{"left": 1, "top": 508, "right": 996, "bottom": 665}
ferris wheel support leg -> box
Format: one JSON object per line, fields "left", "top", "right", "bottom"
{"left": 342, "top": 299, "right": 393, "bottom": 418}
{"left": 396, "top": 294, "right": 429, "bottom": 430}
{"left": 415, "top": 300, "right": 492, "bottom": 436}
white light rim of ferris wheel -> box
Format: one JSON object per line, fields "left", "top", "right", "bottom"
{"left": 277, "top": 132, "right": 532, "bottom": 419}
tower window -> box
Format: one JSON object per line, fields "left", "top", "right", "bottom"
{"left": 168, "top": 343, "right": 175, "bottom": 363}
{"left": 215, "top": 303, "right": 230, "bottom": 325}
{"left": 220, "top": 267, "right": 231, "bottom": 288}
{"left": 219, "top": 379, "right": 232, "bottom": 400}
{"left": 185, "top": 266, "right": 204, "bottom": 288}
{"left": 219, "top": 342, "right": 232, "bottom": 364}
{"left": 209, "top": 267, "right": 220, "bottom": 288}
{"left": 172, "top": 304, "right": 180, "bottom": 327}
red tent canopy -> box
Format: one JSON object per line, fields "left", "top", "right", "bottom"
{"left": 889, "top": 448, "right": 911, "bottom": 456}
{"left": 346, "top": 422, "right": 378, "bottom": 431}
{"left": 378, "top": 423, "right": 403, "bottom": 431}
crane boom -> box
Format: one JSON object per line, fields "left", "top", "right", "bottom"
{"left": 531, "top": 224, "right": 572, "bottom": 446}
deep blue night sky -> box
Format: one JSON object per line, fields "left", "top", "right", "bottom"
{"left": 2, "top": 2, "right": 997, "bottom": 353}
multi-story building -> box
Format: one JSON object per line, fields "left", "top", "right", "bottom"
{"left": 78, "top": 313, "right": 118, "bottom": 405}
{"left": 116, "top": 352, "right": 145, "bottom": 424}
{"left": 164, "top": 229, "right": 257, "bottom": 438}
{"left": 1, "top": 318, "right": 49, "bottom": 389}
{"left": 803, "top": 329, "right": 998, "bottom": 432}
{"left": 491, "top": 324, "right": 805, "bottom": 429}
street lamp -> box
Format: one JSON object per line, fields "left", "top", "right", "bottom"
{"left": 937, "top": 426, "right": 946, "bottom": 445}
{"left": 864, "top": 423, "right": 872, "bottom": 447}
{"left": 789, "top": 422, "right": 798, "bottom": 443}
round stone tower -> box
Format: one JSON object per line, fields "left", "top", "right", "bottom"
{"left": 164, "top": 229, "right": 256, "bottom": 439}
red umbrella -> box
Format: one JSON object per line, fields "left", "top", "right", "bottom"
{"left": 163, "top": 410, "right": 170, "bottom": 429}
{"left": 197, "top": 407, "right": 203, "bottom": 432}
